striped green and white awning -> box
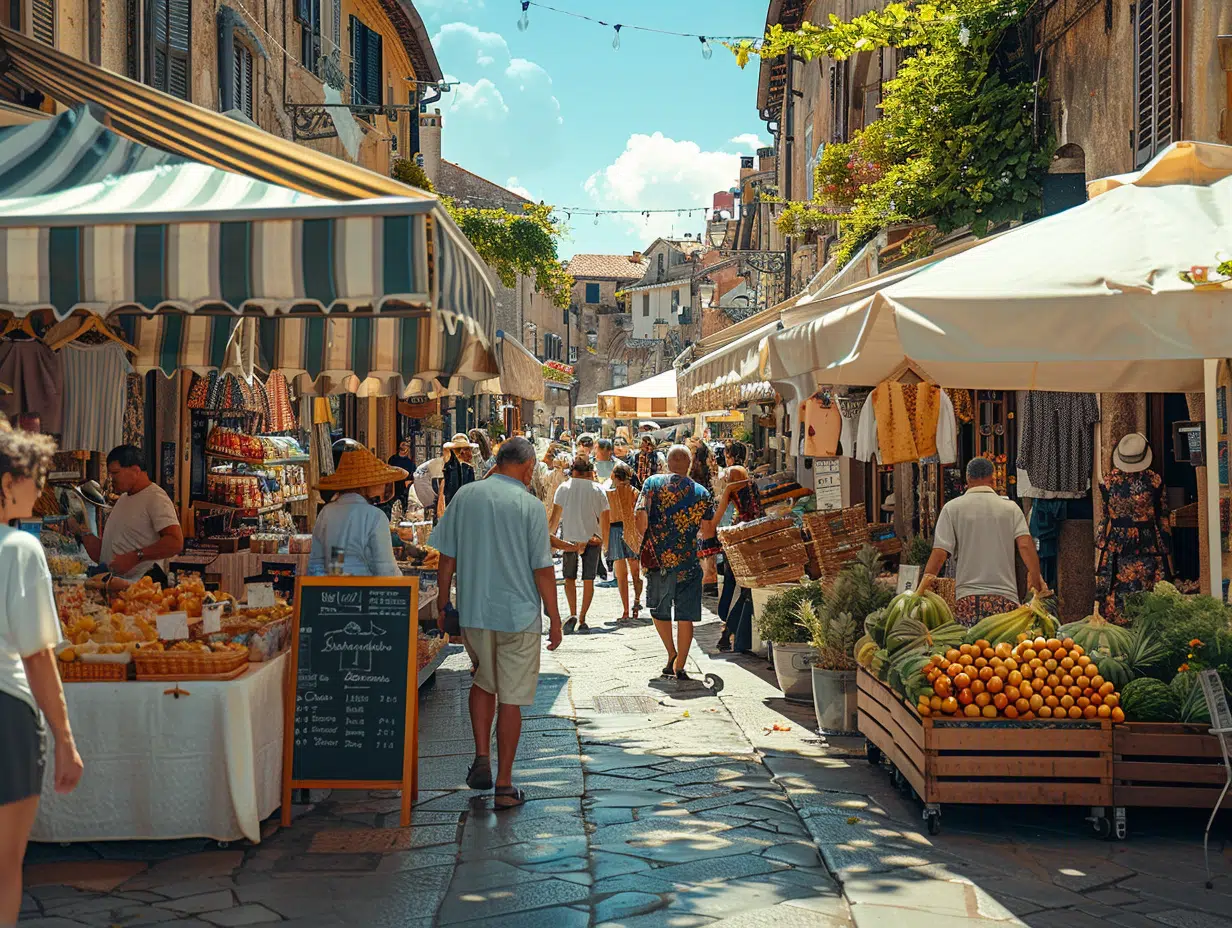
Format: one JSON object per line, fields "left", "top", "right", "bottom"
{"left": 0, "top": 100, "right": 497, "bottom": 384}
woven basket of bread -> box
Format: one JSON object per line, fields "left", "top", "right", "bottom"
{"left": 134, "top": 649, "right": 249, "bottom": 679}
{"left": 58, "top": 660, "right": 129, "bottom": 683}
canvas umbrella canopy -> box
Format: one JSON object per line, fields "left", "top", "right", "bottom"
{"left": 598, "top": 369, "right": 679, "bottom": 420}
{"left": 763, "top": 141, "right": 1232, "bottom": 394}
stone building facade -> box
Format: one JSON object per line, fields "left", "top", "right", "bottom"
{"left": 564, "top": 254, "right": 648, "bottom": 408}
{"left": 5, "top": 0, "right": 442, "bottom": 177}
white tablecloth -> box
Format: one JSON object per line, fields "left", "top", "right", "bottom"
{"left": 32, "top": 654, "right": 286, "bottom": 843}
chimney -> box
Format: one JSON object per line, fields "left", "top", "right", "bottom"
{"left": 418, "top": 108, "right": 443, "bottom": 187}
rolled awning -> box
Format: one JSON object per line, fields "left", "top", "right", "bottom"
{"left": 598, "top": 370, "right": 679, "bottom": 419}
{"left": 677, "top": 322, "right": 779, "bottom": 414}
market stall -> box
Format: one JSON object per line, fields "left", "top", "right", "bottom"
{"left": 598, "top": 370, "right": 681, "bottom": 422}
{"left": 755, "top": 140, "right": 1232, "bottom": 835}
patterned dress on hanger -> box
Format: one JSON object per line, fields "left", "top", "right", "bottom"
{"left": 1094, "top": 468, "right": 1172, "bottom": 624}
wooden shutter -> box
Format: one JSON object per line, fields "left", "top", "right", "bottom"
{"left": 364, "top": 25, "right": 382, "bottom": 107}
{"left": 332, "top": 0, "right": 341, "bottom": 52}
{"left": 31, "top": 0, "right": 54, "bottom": 45}
{"left": 149, "top": 0, "right": 190, "bottom": 100}
{"left": 1135, "top": 0, "right": 1177, "bottom": 168}
{"left": 234, "top": 44, "right": 253, "bottom": 119}
{"left": 349, "top": 14, "right": 361, "bottom": 105}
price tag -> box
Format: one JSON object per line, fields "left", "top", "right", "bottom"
{"left": 896, "top": 565, "right": 921, "bottom": 595}
{"left": 201, "top": 602, "right": 224, "bottom": 634}
{"left": 247, "top": 582, "right": 276, "bottom": 609}
{"left": 156, "top": 611, "right": 190, "bottom": 640}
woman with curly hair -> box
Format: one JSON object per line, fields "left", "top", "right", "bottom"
{"left": 0, "top": 422, "right": 83, "bottom": 922}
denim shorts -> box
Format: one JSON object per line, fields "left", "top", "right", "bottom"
{"left": 646, "top": 568, "right": 703, "bottom": 623}
{"left": 0, "top": 692, "right": 45, "bottom": 806}
{"left": 607, "top": 523, "right": 638, "bottom": 561}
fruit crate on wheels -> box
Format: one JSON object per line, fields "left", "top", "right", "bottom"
{"left": 1113, "top": 722, "right": 1232, "bottom": 817}
{"left": 857, "top": 667, "right": 1117, "bottom": 836}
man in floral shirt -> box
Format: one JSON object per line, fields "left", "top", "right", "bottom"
{"left": 635, "top": 445, "right": 716, "bottom": 682}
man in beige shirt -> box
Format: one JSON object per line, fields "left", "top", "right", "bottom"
{"left": 924, "top": 456, "right": 1043, "bottom": 627}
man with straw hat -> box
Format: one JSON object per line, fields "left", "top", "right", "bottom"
{"left": 437, "top": 433, "right": 479, "bottom": 517}
{"left": 308, "top": 447, "right": 406, "bottom": 576}
{"left": 431, "top": 437, "right": 562, "bottom": 810}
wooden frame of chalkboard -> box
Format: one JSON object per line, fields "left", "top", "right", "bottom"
{"left": 281, "top": 576, "right": 421, "bottom": 829}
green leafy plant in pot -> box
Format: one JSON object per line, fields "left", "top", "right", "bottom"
{"left": 761, "top": 581, "right": 823, "bottom": 703}
{"left": 799, "top": 547, "right": 893, "bottom": 732}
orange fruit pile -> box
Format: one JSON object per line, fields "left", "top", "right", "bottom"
{"left": 918, "top": 636, "right": 1125, "bottom": 723}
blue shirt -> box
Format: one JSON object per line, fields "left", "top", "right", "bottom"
{"left": 430, "top": 474, "right": 553, "bottom": 633}
{"left": 308, "top": 493, "right": 400, "bottom": 577}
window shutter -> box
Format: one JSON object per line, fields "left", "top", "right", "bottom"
{"left": 365, "top": 26, "right": 382, "bottom": 106}
{"left": 167, "top": 0, "right": 190, "bottom": 99}
{"left": 349, "top": 14, "right": 361, "bottom": 105}
{"left": 234, "top": 44, "right": 253, "bottom": 119}
{"left": 31, "top": 0, "right": 54, "bottom": 45}
{"left": 332, "top": 0, "right": 341, "bottom": 50}
{"left": 151, "top": 0, "right": 167, "bottom": 91}
{"left": 1135, "top": 0, "right": 1176, "bottom": 168}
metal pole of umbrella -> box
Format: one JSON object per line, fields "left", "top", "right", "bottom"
{"left": 1204, "top": 359, "right": 1224, "bottom": 599}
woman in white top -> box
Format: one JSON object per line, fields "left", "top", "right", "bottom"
{"left": 0, "top": 421, "right": 83, "bottom": 922}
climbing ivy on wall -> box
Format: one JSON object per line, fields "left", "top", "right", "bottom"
{"left": 733, "top": 0, "right": 1053, "bottom": 266}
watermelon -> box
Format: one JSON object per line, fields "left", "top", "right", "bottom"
{"left": 1170, "top": 672, "right": 1212, "bottom": 724}
{"left": 1059, "top": 606, "right": 1135, "bottom": 657}
{"left": 1120, "top": 677, "right": 1181, "bottom": 722}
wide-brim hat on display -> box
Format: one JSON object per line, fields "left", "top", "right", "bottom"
{"left": 73, "top": 480, "right": 112, "bottom": 510}
{"left": 442, "top": 432, "right": 479, "bottom": 451}
{"left": 317, "top": 448, "right": 408, "bottom": 491}
{"left": 1113, "top": 432, "right": 1153, "bottom": 473}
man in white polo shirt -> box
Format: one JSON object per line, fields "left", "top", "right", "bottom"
{"left": 924, "top": 456, "right": 1044, "bottom": 627}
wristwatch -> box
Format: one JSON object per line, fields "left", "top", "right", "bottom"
{"left": 135, "top": 547, "right": 145, "bottom": 561}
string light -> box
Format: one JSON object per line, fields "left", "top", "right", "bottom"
{"left": 456, "top": 195, "right": 714, "bottom": 217}
{"left": 516, "top": 1, "right": 761, "bottom": 50}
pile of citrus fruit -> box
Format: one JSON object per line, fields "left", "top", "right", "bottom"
{"left": 918, "top": 635, "right": 1125, "bottom": 722}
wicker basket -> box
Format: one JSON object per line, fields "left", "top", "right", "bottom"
{"left": 802, "top": 506, "right": 871, "bottom": 577}
{"left": 932, "top": 576, "right": 957, "bottom": 611}
{"left": 134, "top": 649, "right": 249, "bottom": 679}
{"left": 724, "top": 526, "right": 808, "bottom": 588}
{"left": 867, "top": 523, "right": 902, "bottom": 559}
{"left": 58, "top": 660, "right": 129, "bottom": 683}
{"left": 717, "top": 516, "right": 795, "bottom": 545}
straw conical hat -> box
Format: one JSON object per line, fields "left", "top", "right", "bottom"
{"left": 318, "top": 447, "right": 408, "bottom": 492}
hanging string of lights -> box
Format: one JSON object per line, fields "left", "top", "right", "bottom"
{"left": 455, "top": 194, "right": 717, "bottom": 223}
{"left": 513, "top": 1, "right": 762, "bottom": 58}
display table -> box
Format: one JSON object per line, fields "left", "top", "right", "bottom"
{"left": 32, "top": 654, "right": 287, "bottom": 844}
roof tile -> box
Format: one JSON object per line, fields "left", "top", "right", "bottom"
{"left": 565, "top": 254, "right": 649, "bottom": 280}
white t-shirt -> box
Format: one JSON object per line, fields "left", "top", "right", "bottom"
{"left": 553, "top": 477, "right": 610, "bottom": 544}
{"left": 0, "top": 526, "right": 61, "bottom": 710}
{"left": 100, "top": 482, "right": 180, "bottom": 580}
{"left": 933, "top": 486, "right": 1030, "bottom": 601}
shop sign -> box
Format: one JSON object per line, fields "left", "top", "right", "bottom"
{"left": 813, "top": 458, "right": 842, "bottom": 512}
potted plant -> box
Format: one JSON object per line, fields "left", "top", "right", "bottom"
{"left": 799, "top": 547, "right": 893, "bottom": 732}
{"left": 758, "top": 581, "right": 823, "bottom": 702}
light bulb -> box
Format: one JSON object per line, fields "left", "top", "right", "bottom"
{"left": 517, "top": 1, "right": 529, "bottom": 31}
{"left": 612, "top": 24, "right": 621, "bottom": 49}
{"left": 594, "top": 213, "right": 600, "bottom": 226}
{"left": 699, "top": 36, "right": 713, "bottom": 60}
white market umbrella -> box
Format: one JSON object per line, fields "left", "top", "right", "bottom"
{"left": 764, "top": 141, "right": 1232, "bottom": 394}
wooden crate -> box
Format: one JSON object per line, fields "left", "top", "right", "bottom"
{"left": 857, "top": 668, "right": 1113, "bottom": 807}
{"left": 1113, "top": 722, "right": 1231, "bottom": 809}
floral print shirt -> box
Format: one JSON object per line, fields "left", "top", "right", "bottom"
{"left": 635, "top": 474, "right": 715, "bottom": 578}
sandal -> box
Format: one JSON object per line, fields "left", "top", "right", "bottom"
{"left": 494, "top": 786, "right": 527, "bottom": 810}
{"left": 717, "top": 635, "right": 733, "bottom": 653}
{"left": 466, "top": 756, "right": 493, "bottom": 791}
{"left": 632, "top": 601, "right": 641, "bottom": 619}
{"left": 662, "top": 654, "right": 677, "bottom": 677}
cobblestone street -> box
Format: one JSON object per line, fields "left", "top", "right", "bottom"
{"left": 20, "top": 586, "right": 1232, "bottom": 927}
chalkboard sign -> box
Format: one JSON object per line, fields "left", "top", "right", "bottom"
{"left": 281, "top": 577, "right": 420, "bottom": 827}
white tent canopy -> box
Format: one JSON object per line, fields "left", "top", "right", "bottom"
{"left": 598, "top": 369, "right": 679, "bottom": 419}
{"left": 764, "top": 141, "right": 1232, "bottom": 394}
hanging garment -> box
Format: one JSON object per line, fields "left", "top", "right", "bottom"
{"left": 948, "top": 388, "right": 975, "bottom": 424}
{"left": 1094, "top": 468, "right": 1172, "bottom": 624}
{"left": 1016, "top": 391, "right": 1100, "bottom": 494}
{"left": 123, "top": 374, "right": 144, "bottom": 448}
{"left": 1029, "top": 498, "right": 1067, "bottom": 591}
{"left": 1016, "top": 466, "right": 1087, "bottom": 500}
{"left": 0, "top": 340, "right": 64, "bottom": 433}
{"left": 855, "top": 382, "right": 956, "bottom": 465}
{"left": 59, "top": 342, "right": 132, "bottom": 454}
{"left": 265, "top": 371, "right": 298, "bottom": 433}
{"left": 799, "top": 394, "right": 842, "bottom": 457}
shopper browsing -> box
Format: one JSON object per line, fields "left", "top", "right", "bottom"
{"left": 548, "top": 456, "right": 610, "bottom": 632}
{"left": 0, "top": 422, "right": 84, "bottom": 924}
{"left": 72, "top": 445, "right": 183, "bottom": 582}
{"left": 309, "top": 447, "right": 405, "bottom": 577}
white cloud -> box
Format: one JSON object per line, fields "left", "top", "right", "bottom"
{"left": 432, "top": 23, "right": 564, "bottom": 164}
{"left": 584, "top": 133, "right": 740, "bottom": 241}
{"left": 505, "top": 177, "right": 534, "bottom": 200}
{"left": 416, "top": 0, "right": 484, "bottom": 20}
{"left": 730, "top": 133, "right": 766, "bottom": 151}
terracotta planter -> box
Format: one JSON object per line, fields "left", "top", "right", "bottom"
{"left": 812, "top": 665, "right": 858, "bottom": 733}
{"left": 771, "top": 642, "right": 818, "bottom": 703}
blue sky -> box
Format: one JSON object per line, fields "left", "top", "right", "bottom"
{"left": 414, "top": 0, "right": 767, "bottom": 258}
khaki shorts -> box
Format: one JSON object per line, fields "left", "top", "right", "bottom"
{"left": 462, "top": 627, "right": 542, "bottom": 706}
